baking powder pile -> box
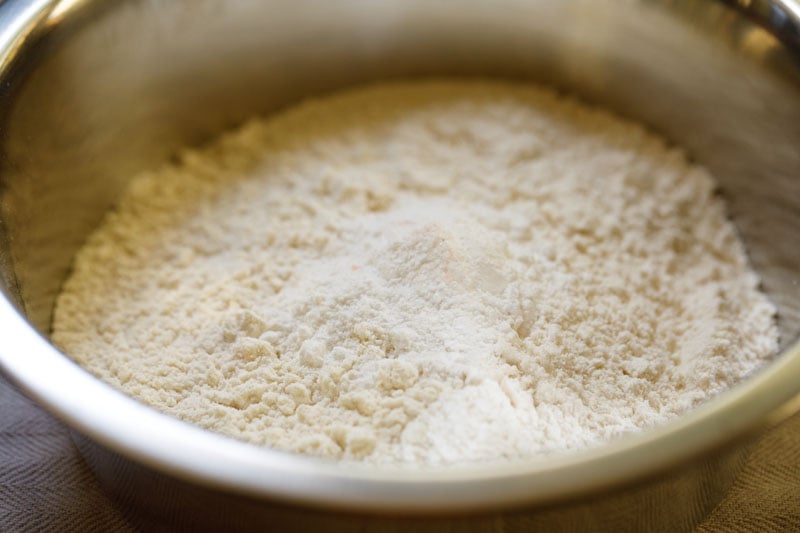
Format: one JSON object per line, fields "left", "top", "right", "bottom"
{"left": 52, "top": 81, "right": 778, "bottom": 466}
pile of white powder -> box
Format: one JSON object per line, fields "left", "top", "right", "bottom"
{"left": 52, "top": 80, "right": 778, "bottom": 466}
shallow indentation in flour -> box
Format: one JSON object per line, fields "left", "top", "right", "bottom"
{"left": 52, "top": 80, "right": 778, "bottom": 466}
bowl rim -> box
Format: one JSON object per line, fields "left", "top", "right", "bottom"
{"left": 0, "top": 0, "right": 799, "bottom": 513}
{"left": 3, "top": 290, "right": 800, "bottom": 513}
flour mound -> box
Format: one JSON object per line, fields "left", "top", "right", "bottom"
{"left": 52, "top": 81, "right": 778, "bottom": 466}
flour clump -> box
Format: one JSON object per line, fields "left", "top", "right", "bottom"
{"left": 52, "top": 81, "right": 778, "bottom": 466}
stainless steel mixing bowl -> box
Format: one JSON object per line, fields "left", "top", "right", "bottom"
{"left": 1, "top": 0, "right": 799, "bottom": 530}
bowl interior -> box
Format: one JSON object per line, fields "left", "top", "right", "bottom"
{"left": 1, "top": 0, "right": 799, "bottom": 350}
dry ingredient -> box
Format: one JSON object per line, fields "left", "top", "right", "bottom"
{"left": 52, "top": 81, "right": 778, "bottom": 466}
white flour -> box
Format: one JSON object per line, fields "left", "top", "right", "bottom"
{"left": 52, "top": 81, "right": 778, "bottom": 466}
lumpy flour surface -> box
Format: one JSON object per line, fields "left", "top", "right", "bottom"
{"left": 52, "top": 81, "right": 778, "bottom": 466}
